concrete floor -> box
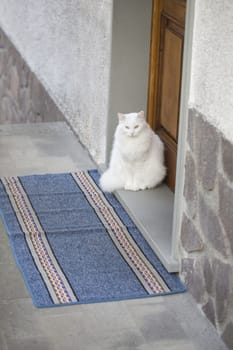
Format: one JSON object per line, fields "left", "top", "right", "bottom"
{"left": 0, "top": 122, "right": 227, "bottom": 350}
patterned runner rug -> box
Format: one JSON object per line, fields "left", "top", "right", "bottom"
{"left": 0, "top": 170, "right": 185, "bottom": 307}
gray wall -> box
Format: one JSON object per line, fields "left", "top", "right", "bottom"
{"left": 0, "top": 0, "right": 113, "bottom": 164}
{"left": 106, "top": 0, "right": 152, "bottom": 161}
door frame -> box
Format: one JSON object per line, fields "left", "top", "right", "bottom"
{"left": 171, "top": 0, "right": 195, "bottom": 260}
{"left": 105, "top": 0, "right": 195, "bottom": 268}
{"left": 147, "top": 0, "right": 195, "bottom": 261}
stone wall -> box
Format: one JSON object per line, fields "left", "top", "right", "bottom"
{"left": 180, "top": 108, "right": 233, "bottom": 349}
{"left": 0, "top": 28, "right": 64, "bottom": 124}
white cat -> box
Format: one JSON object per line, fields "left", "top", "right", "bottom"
{"left": 99, "top": 111, "right": 166, "bottom": 192}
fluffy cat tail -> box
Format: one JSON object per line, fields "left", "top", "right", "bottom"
{"left": 99, "top": 170, "right": 123, "bottom": 193}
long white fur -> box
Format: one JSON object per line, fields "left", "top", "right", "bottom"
{"left": 99, "top": 111, "right": 166, "bottom": 192}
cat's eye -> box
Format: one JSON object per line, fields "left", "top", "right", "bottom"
{"left": 134, "top": 125, "right": 139, "bottom": 129}
{"left": 125, "top": 126, "right": 130, "bottom": 129}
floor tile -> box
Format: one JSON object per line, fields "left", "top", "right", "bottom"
{"left": 0, "top": 299, "right": 42, "bottom": 339}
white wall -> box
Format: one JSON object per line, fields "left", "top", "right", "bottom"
{"left": 189, "top": 0, "right": 233, "bottom": 142}
{"left": 0, "top": 0, "right": 113, "bottom": 163}
{"left": 107, "top": 0, "right": 152, "bottom": 161}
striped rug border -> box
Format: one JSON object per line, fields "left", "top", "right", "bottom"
{"left": 1, "top": 176, "right": 78, "bottom": 305}
{"left": 72, "top": 171, "right": 170, "bottom": 294}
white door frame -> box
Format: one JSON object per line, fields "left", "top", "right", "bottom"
{"left": 171, "top": 0, "right": 196, "bottom": 260}
{"left": 106, "top": 0, "right": 196, "bottom": 270}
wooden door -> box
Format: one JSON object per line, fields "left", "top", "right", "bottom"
{"left": 147, "top": 0, "right": 186, "bottom": 191}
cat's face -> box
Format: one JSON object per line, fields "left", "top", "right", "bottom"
{"left": 118, "top": 111, "right": 145, "bottom": 137}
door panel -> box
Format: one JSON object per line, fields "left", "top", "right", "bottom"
{"left": 147, "top": 0, "right": 186, "bottom": 191}
{"left": 160, "top": 25, "right": 182, "bottom": 141}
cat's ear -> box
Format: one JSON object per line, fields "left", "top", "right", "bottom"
{"left": 118, "top": 113, "right": 125, "bottom": 122}
{"left": 137, "top": 111, "right": 145, "bottom": 120}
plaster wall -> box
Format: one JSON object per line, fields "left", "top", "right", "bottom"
{"left": 189, "top": 0, "right": 233, "bottom": 143}
{"left": 107, "top": 0, "right": 152, "bottom": 161}
{"left": 0, "top": 0, "right": 113, "bottom": 163}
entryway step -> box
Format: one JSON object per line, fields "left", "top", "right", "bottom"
{"left": 115, "top": 185, "right": 179, "bottom": 273}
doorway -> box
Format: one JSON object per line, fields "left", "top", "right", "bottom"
{"left": 107, "top": 0, "right": 194, "bottom": 271}
{"left": 147, "top": 0, "right": 186, "bottom": 192}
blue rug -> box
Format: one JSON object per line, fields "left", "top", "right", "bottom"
{"left": 0, "top": 170, "right": 185, "bottom": 307}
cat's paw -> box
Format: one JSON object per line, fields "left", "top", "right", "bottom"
{"left": 125, "top": 183, "right": 149, "bottom": 191}
{"left": 124, "top": 183, "right": 139, "bottom": 191}
{"left": 138, "top": 184, "right": 148, "bottom": 190}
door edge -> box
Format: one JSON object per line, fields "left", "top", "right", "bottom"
{"left": 171, "top": 0, "right": 196, "bottom": 262}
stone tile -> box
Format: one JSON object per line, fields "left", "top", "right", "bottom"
{"left": 140, "top": 340, "right": 195, "bottom": 350}
{"left": 0, "top": 299, "right": 42, "bottom": 339}
{"left": 126, "top": 299, "right": 188, "bottom": 344}
{"left": 31, "top": 74, "right": 47, "bottom": 116}
{"left": 8, "top": 43, "right": 20, "bottom": 68}
{"left": 1, "top": 96, "right": 12, "bottom": 122}
{"left": 0, "top": 262, "right": 30, "bottom": 301}
{"left": 221, "top": 136, "right": 233, "bottom": 182}
{"left": 199, "top": 194, "right": 227, "bottom": 257}
{"left": 0, "top": 121, "right": 66, "bottom": 136}
{"left": 0, "top": 79, "right": 4, "bottom": 101}
{"left": 183, "top": 151, "right": 198, "bottom": 218}
{"left": 181, "top": 258, "right": 194, "bottom": 287}
{"left": 180, "top": 213, "right": 203, "bottom": 253}
{"left": 80, "top": 301, "right": 138, "bottom": 332}
{"left": 0, "top": 221, "right": 16, "bottom": 264}
{"left": 222, "top": 321, "right": 233, "bottom": 350}
{"left": 203, "top": 256, "right": 213, "bottom": 295}
{"left": 191, "top": 269, "right": 205, "bottom": 304}
{"left": 43, "top": 94, "right": 64, "bottom": 122}
{"left": 219, "top": 175, "right": 233, "bottom": 253}
{"left": 6, "top": 55, "right": 13, "bottom": 83}
{"left": 9, "top": 65, "right": 19, "bottom": 100}
{"left": 0, "top": 49, "right": 6, "bottom": 76}
{"left": 4, "top": 336, "right": 54, "bottom": 350}
{"left": 37, "top": 302, "right": 144, "bottom": 350}
{"left": 18, "top": 87, "right": 31, "bottom": 115}
{"left": 195, "top": 114, "right": 219, "bottom": 191}
{"left": 0, "top": 331, "right": 8, "bottom": 350}
{"left": 212, "top": 258, "right": 232, "bottom": 324}
{"left": 202, "top": 297, "right": 216, "bottom": 326}
{"left": 187, "top": 108, "right": 197, "bottom": 152}
{"left": 0, "top": 123, "right": 95, "bottom": 177}
{"left": 182, "top": 258, "right": 205, "bottom": 304}
{"left": 166, "top": 293, "right": 227, "bottom": 350}
{"left": 19, "top": 63, "right": 30, "bottom": 88}
{"left": 39, "top": 301, "right": 136, "bottom": 333}
{"left": 91, "top": 328, "right": 145, "bottom": 350}
{"left": 7, "top": 329, "right": 141, "bottom": 350}
{"left": 0, "top": 31, "right": 5, "bottom": 48}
